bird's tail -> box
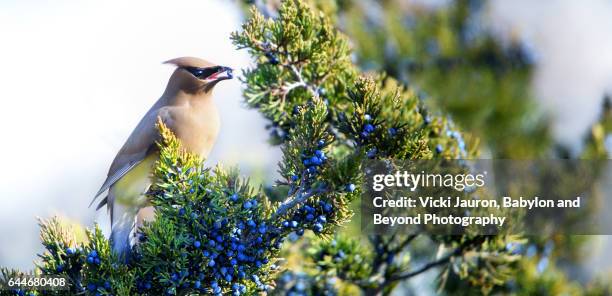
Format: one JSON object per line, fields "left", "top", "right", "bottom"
{"left": 110, "top": 202, "right": 137, "bottom": 262}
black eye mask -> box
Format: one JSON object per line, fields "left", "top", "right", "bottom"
{"left": 183, "top": 66, "right": 221, "bottom": 79}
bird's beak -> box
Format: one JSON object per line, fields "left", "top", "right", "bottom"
{"left": 209, "top": 66, "right": 233, "bottom": 81}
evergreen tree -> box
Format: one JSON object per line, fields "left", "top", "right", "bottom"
{"left": 322, "top": 0, "right": 612, "bottom": 294}
{"left": 1, "top": 1, "right": 611, "bottom": 295}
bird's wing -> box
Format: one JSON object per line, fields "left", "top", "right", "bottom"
{"left": 91, "top": 107, "right": 175, "bottom": 208}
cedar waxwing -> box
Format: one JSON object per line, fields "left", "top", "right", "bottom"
{"left": 91, "top": 57, "right": 233, "bottom": 259}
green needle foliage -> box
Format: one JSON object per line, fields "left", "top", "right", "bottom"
{"left": 3, "top": 1, "right": 611, "bottom": 296}
{"left": 337, "top": 0, "right": 551, "bottom": 159}
{"left": 232, "top": 1, "right": 522, "bottom": 295}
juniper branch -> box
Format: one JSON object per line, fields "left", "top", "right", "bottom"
{"left": 271, "top": 185, "right": 329, "bottom": 220}
{"left": 378, "top": 249, "right": 459, "bottom": 291}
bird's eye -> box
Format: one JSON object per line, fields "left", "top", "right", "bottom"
{"left": 184, "top": 67, "right": 218, "bottom": 79}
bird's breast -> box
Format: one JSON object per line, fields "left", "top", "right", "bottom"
{"left": 172, "top": 103, "right": 220, "bottom": 158}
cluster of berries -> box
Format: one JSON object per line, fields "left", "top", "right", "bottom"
{"left": 135, "top": 278, "right": 153, "bottom": 293}
{"left": 301, "top": 141, "right": 328, "bottom": 177}
{"left": 374, "top": 242, "right": 396, "bottom": 265}
{"left": 56, "top": 246, "right": 82, "bottom": 272}
{"left": 265, "top": 52, "right": 279, "bottom": 65}
{"left": 357, "top": 115, "right": 378, "bottom": 155}
{"left": 259, "top": 41, "right": 280, "bottom": 65}
{"left": 87, "top": 280, "right": 112, "bottom": 296}
{"left": 360, "top": 115, "right": 376, "bottom": 140}
{"left": 361, "top": 126, "right": 375, "bottom": 139}
{"left": 282, "top": 200, "right": 333, "bottom": 236}
{"left": 86, "top": 250, "right": 101, "bottom": 266}
{"left": 142, "top": 192, "right": 282, "bottom": 296}
{"left": 11, "top": 290, "right": 35, "bottom": 296}
{"left": 447, "top": 129, "right": 466, "bottom": 155}
{"left": 354, "top": 114, "right": 401, "bottom": 159}
{"left": 274, "top": 271, "right": 338, "bottom": 296}
{"left": 54, "top": 247, "right": 106, "bottom": 295}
